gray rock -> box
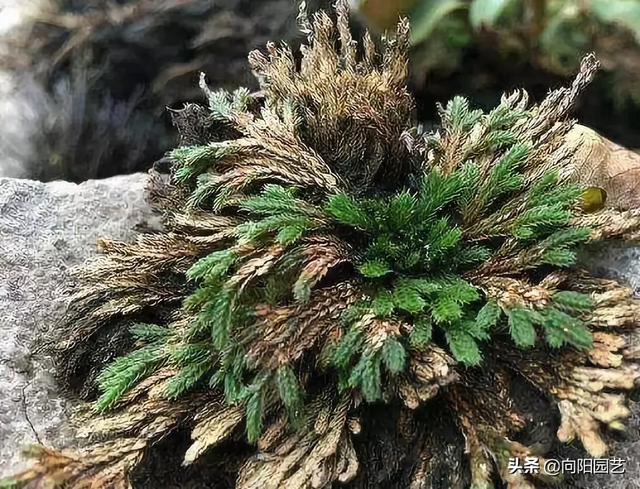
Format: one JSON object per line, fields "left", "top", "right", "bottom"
{"left": 0, "top": 173, "right": 155, "bottom": 478}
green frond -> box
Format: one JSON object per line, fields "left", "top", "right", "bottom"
{"left": 418, "top": 169, "right": 464, "bottom": 219}
{"left": 472, "top": 301, "right": 502, "bottom": 340}
{"left": 276, "top": 365, "right": 303, "bottom": 422}
{"left": 165, "top": 361, "right": 213, "bottom": 399}
{"left": 540, "top": 227, "right": 592, "bottom": 249}
{"left": 235, "top": 214, "right": 317, "bottom": 245}
{"left": 202, "top": 287, "right": 236, "bottom": 350}
{"left": 246, "top": 387, "right": 265, "bottom": 443}
{"left": 431, "top": 296, "right": 463, "bottom": 324}
{"left": 409, "top": 316, "right": 433, "bottom": 349}
{"left": 440, "top": 278, "right": 480, "bottom": 304}
{"left": 187, "top": 249, "right": 238, "bottom": 282}
{"left": 325, "top": 194, "right": 374, "bottom": 229}
{"left": 393, "top": 279, "right": 428, "bottom": 314}
{"left": 513, "top": 204, "right": 573, "bottom": 240}
{"left": 445, "top": 328, "right": 482, "bottom": 366}
{"left": 275, "top": 219, "right": 315, "bottom": 245}
{"left": 485, "top": 130, "right": 518, "bottom": 150}
{"left": 359, "top": 260, "right": 392, "bottom": 278}
{"left": 171, "top": 144, "right": 227, "bottom": 182}
{"left": 455, "top": 245, "right": 492, "bottom": 266}
{"left": 542, "top": 248, "right": 577, "bottom": 267}
{"left": 540, "top": 307, "right": 593, "bottom": 349}
{"left": 551, "top": 291, "right": 594, "bottom": 312}
{"left": 372, "top": 289, "right": 396, "bottom": 317}
{"left": 331, "top": 325, "right": 365, "bottom": 370}
{"left": 240, "top": 185, "right": 320, "bottom": 217}
{"left": 382, "top": 337, "right": 407, "bottom": 374}
{"left": 130, "top": 323, "right": 169, "bottom": 342}
{"left": 349, "top": 350, "right": 382, "bottom": 402}
{"left": 199, "top": 77, "right": 250, "bottom": 121}
{"left": 387, "top": 191, "right": 418, "bottom": 229}
{"left": 170, "top": 343, "right": 211, "bottom": 365}
{"left": 440, "top": 96, "right": 483, "bottom": 132}
{"left": 96, "top": 344, "right": 167, "bottom": 411}
{"left": 506, "top": 306, "right": 538, "bottom": 347}
{"left": 485, "top": 101, "right": 529, "bottom": 130}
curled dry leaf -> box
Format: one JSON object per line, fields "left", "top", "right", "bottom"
{"left": 566, "top": 124, "right": 640, "bottom": 211}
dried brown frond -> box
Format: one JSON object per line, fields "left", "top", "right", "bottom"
{"left": 248, "top": 281, "right": 360, "bottom": 367}
{"left": 248, "top": 1, "right": 415, "bottom": 192}
{"left": 293, "top": 235, "right": 351, "bottom": 300}
{"left": 10, "top": 442, "right": 143, "bottom": 489}
{"left": 183, "top": 405, "right": 245, "bottom": 465}
{"left": 472, "top": 276, "right": 554, "bottom": 309}
{"left": 573, "top": 208, "right": 640, "bottom": 241}
{"left": 237, "top": 392, "right": 355, "bottom": 489}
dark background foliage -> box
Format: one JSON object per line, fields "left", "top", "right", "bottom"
{"left": 2, "top": 0, "right": 640, "bottom": 182}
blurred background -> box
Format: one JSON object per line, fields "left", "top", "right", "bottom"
{"left": 0, "top": 0, "right": 639, "bottom": 182}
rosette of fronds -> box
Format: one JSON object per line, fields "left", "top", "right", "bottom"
{"left": 8, "top": 2, "right": 640, "bottom": 488}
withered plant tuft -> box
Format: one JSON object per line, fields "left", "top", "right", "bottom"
{"left": 8, "top": 1, "right": 640, "bottom": 488}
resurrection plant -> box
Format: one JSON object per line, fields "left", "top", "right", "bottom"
{"left": 9, "top": 2, "right": 640, "bottom": 488}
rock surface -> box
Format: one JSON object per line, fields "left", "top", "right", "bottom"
{"left": 0, "top": 172, "right": 638, "bottom": 487}
{"left": 0, "top": 173, "right": 156, "bottom": 478}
